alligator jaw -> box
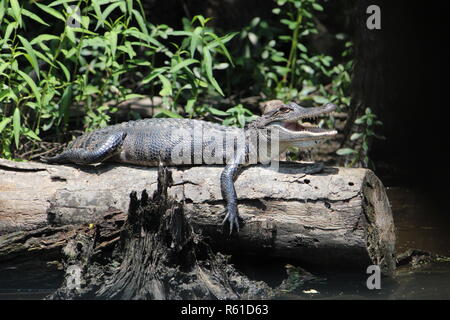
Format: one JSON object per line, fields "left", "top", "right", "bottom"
{"left": 269, "top": 102, "right": 338, "bottom": 142}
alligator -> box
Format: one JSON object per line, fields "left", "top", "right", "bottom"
{"left": 42, "top": 100, "right": 337, "bottom": 233}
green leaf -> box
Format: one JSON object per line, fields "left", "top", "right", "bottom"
{"left": 65, "top": 25, "right": 76, "bottom": 44}
{"left": 301, "top": 65, "right": 315, "bottom": 74}
{"left": 23, "top": 128, "right": 41, "bottom": 141}
{"left": 22, "top": 51, "right": 40, "bottom": 79}
{"left": 205, "top": 32, "right": 237, "bottom": 66}
{"left": 83, "top": 85, "right": 100, "bottom": 95}
{"left": 158, "top": 75, "right": 172, "bottom": 96}
{"left": 207, "top": 107, "right": 228, "bottom": 116}
{"left": 336, "top": 148, "right": 357, "bottom": 156}
{"left": 122, "top": 93, "right": 145, "bottom": 100}
{"left": 71, "top": 27, "right": 97, "bottom": 35}
{"left": 0, "top": 62, "right": 9, "bottom": 76}
{"left": 56, "top": 60, "right": 71, "bottom": 81}
{"left": 49, "top": 0, "right": 78, "bottom": 7}
{"left": 154, "top": 109, "right": 182, "bottom": 119}
{"left": 102, "top": 2, "right": 122, "bottom": 21}
{"left": 107, "top": 30, "right": 118, "bottom": 57}
{"left": 168, "top": 30, "right": 192, "bottom": 37}
{"left": 35, "top": 3, "right": 66, "bottom": 22}
{"left": 13, "top": 108, "right": 21, "bottom": 148}
{"left": 222, "top": 118, "right": 234, "bottom": 126}
{"left": 141, "top": 68, "right": 168, "bottom": 85}
{"left": 10, "top": 0, "right": 22, "bottom": 26}
{"left": 126, "top": 0, "right": 133, "bottom": 13}
{"left": 3, "top": 21, "right": 18, "bottom": 44}
{"left": 0, "top": 117, "right": 11, "bottom": 133}
{"left": 354, "top": 116, "right": 366, "bottom": 124}
{"left": 0, "top": 89, "right": 9, "bottom": 101}
{"left": 118, "top": 41, "right": 136, "bottom": 58}
{"left": 60, "top": 85, "right": 73, "bottom": 126}
{"left": 34, "top": 50, "right": 57, "bottom": 69}
{"left": 202, "top": 47, "right": 224, "bottom": 96}
{"left": 297, "top": 43, "right": 308, "bottom": 52}
{"left": 238, "top": 114, "right": 245, "bottom": 127}
{"left": 312, "top": 95, "right": 329, "bottom": 104}
{"left": 60, "top": 47, "right": 77, "bottom": 59}
{"left": 0, "top": 0, "right": 5, "bottom": 23}
{"left": 124, "top": 28, "right": 161, "bottom": 46}
{"left": 271, "top": 55, "right": 288, "bottom": 63}
{"left": 170, "top": 59, "right": 198, "bottom": 73}
{"left": 312, "top": 3, "right": 324, "bottom": 11}
{"left": 185, "top": 98, "right": 195, "bottom": 115}
{"left": 92, "top": 0, "right": 103, "bottom": 28}
{"left": 132, "top": 9, "right": 148, "bottom": 35}
{"left": 189, "top": 27, "right": 202, "bottom": 58}
{"left": 30, "top": 34, "right": 59, "bottom": 45}
{"left": 350, "top": 133, "right": 363, "bottom": 141}
{"left": 191, "top": 15, "right": 211, "bottom": 27}
{"left": 16, "top": 70, "right": 41, "bottom": 104}
{"left": 81, "top": 15, "right": 90, "bottom": 29}
{"left": 21, "top": 8, "right": 49, "bottom": 26}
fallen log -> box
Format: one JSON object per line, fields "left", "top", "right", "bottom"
{"left": 0, "top": 158, "right": 396, "bottom": 274}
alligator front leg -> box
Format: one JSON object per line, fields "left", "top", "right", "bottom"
{"left": 41, "top": 132, "right": 127, "bottom": 165}
{"left": 220, "top": 162, "right": 244, "bottom": 234}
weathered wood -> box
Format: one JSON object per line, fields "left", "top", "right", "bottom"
{"left": 0, "top": 158, "right": 396, "bottom": 274}
{"left": 46, "top": 167, "right": 272, "bottom": 299}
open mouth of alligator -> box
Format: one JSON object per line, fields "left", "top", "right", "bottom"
{"left": 268, "top": 118, "right": 338, "bottom": 142}
{"left": 281, "top": 119, "right": 337, "bottom": 135}
{"left": 267, "top": 103, "right": 337, "bottom": 139}
{"left": 280, "top": 108, "right": 337, "bottom": 138}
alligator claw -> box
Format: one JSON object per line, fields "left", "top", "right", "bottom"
{"left": 222, "top": 205, "right": 240, "bottom": 235}
{"left": 40, "top": 156, "right": 50, "bottom": 163}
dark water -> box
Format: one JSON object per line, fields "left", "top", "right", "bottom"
{"left": 277, "top": 187, "right": 450, "bottom": 300}
{"left": 388, "top": 187, "right": 450, "bottom": 257}
{"left": 1, "top": 187, "right": 449, "bottom": 300}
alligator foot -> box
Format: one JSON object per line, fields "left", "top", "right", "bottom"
{"left": 222, "top": 204, "right": 240, "bottom": 235}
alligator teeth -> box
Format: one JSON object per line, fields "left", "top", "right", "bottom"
{"left": 298, "top": 121, "right": 319, "bottom": 129}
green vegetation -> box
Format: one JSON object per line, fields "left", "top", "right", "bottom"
{"left": 231, "top": 0, "right": 352, "bottom": 106}
{"left": 337, "top": 107, "right": 384, "bottom": 168}
{"left": 0, "top": 0, "right": 235, "bottom": 158}
{"left": 0, "top": 0, "right": 370, "bottom": 165}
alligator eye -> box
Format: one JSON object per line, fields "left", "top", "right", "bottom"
{"left": 279, "top": 106, "right": 291, "bottom": 112}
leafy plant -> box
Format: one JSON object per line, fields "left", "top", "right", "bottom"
{"left": 221, "top": 104, "right": 258, "bottom": 128}
{"left": 0, "top": 0, "right": 235, "bottom": 159}
{"left": 140, "top": 15, "right": 237, "bottom": 117}
{"left": 229, "top": 0, "right": 352, "bottom": 109}
{"left": 337, "top": 107, "right": 384, "bottom": 168}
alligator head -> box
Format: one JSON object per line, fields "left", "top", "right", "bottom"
{"left": 250, "top": 100, "right": 337, "bottom": 149}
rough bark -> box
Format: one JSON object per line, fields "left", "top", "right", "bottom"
{"left": 0, "top": 158, "right": 396, "bottom": 274}
{"left": 43, "top": 166, "right": 271, "bottom": 299}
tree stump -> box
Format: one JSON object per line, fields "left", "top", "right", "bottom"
{"left": 46, "top": 166, "right": 272, "bottom": 299}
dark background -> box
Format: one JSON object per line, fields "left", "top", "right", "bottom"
{"left": 362, "top": 1, "right": 450, "bottom": 187}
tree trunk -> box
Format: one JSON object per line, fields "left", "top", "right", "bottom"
{"left": 0, "top": 158, "right": 396, "bottom": 275}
